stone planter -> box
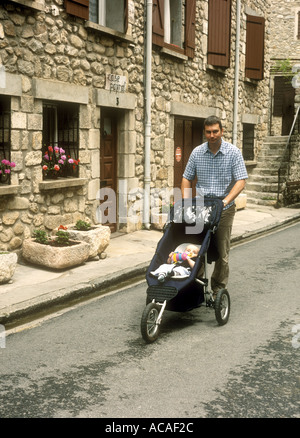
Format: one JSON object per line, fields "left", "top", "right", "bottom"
{"left": 151, "top": 213, "right": 168, "bottom": 231}
{"left": 0, "top": 252, "right": 18, "bottom": 284}
{"left": 22, "top": 239, "right": 89, "bottom": 270}
{"left": 235, "top": 193, "right": 247, "bottom": 210}
{"left": 62, "top": 224, "right": 111, "bottom": 259}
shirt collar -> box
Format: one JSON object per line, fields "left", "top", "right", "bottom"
{"left": 204, "top": 139, "right": 227, "bottom": 155}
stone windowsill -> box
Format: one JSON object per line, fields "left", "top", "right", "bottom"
{"left": 244, "top": 77, "right": 259, "bottom": 86}
{"left": 8, "top": 0, "right": 45, "bottom": 12}
{"left": 160, "top": 47, "right": 188, "bottom": 61}
{"left": 85, "top": 21, "right": 134, "bottom": 44}
{"left": 39, "top": 178, "right": 87, "bottom": 191}
{"left": 206, "top": 64, "right": 227, "bottom": 75}
{"left": 245, "top": 160, "right": 257, "bottom": 167}
{"left": 0, "top": 185, "right": 20, "bottom": 196}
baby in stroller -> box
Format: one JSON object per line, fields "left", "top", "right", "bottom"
{"left": 150, "top": 243, "right": 200, "bottom": 282}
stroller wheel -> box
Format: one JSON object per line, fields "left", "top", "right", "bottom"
{"left": 214, "top": 289, "right": 230, "bottom": 326}
{"left": 141, "top": 303, "right": 161, "bottom": 343}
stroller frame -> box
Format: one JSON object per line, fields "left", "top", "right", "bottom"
{"left": 141, "top": 198, "right": 231, "bottom": 343}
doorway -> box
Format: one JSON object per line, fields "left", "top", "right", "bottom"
{"left": 173, "top": 117, "right": 203, "bottom": 197}
{"left": 273, "top": 76, "right": 295, "bottom": 135}
{"left": 100, "top": 110, "right": 118, "bottom": 232}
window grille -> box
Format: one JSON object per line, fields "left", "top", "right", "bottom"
{"left": 243, "top": 124, "right": 255, "bottom": 161}
{"left": 0, "top": 97, "right": 11, "bottom": 185}
{"left": 42, "top": 102, "right": 79, "bottom": 179}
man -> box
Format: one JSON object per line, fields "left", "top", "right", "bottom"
{"left": 181, "top": 115, "right": 248, "bottom": 296}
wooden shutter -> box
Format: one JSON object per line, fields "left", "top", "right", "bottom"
{"left": 153, "top": 0, "right": 164, "bottom": 47}
{"left": 207, "top": 0, "right": 231, "bottom": 67}
{"left": 245, "top": 15, "right": 265, "bottom": 80}
{"left": 185, "top": 0, "right": 196, "bottom": 58}
{"left": 124, "top": 0, "right": 128, "bottom": 34}
{"left": 64, "top": 0, "right": 89, "bottom": 20}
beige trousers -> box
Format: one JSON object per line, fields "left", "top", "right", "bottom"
{"left": 211, "top": 204, "right": 236, "bottom": 292}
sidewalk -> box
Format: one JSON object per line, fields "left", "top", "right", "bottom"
{"left": 1, "top": 203, "right": 300, "bottom": 328}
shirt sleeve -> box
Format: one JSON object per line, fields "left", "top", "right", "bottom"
{"left": 183, "top": 149, "right": 196, "bottom": 181}
{"left": 232, "top": 149, "right": 248, "bottom": 181}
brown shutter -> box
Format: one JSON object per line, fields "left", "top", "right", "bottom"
{"left": 152, "top": 0, "right": 164, "bottom": 47}
{"left": 185, "top": 0, "right": 196, "bottom": 58}
{"left": 64, "top": 0, "right": 89, "bottom": 20}
{"left": 207, "top": 0, "right": 231, "bottom": 67}
{"left": 245, "top": 15, "right": 265, "bottom": 80}
{"left": 124, "top": 0, "right": 128, "bottom": 33}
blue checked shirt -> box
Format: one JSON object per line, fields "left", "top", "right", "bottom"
{"left": 183, "top": 139, "right": 248, "bottom": 209}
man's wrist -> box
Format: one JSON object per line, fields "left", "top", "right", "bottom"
{"left": 222, "top": 199, "right": 228, "bottom": 207}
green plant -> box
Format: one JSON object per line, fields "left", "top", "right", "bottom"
{"left": 33, "top": 229, "right": 49, "bottom": 245}
{"left": 272, "top": 58, "right": 293, "bottom": 83}
{"left": 75, "top": 220, "right": 91, "bottom": 231}
{"left": 55, "top": 230, "right": 70, "bottom": 246}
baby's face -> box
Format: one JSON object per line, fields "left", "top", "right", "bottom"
{"left": 186, "top": 245, "right": 199, "bottom": 256}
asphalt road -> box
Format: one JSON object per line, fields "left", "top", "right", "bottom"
{"left": 0, "top": 223, "right": 299, "bottom": 419}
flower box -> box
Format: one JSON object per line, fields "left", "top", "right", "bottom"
{"left": 22, "top": 238, "right": 89, "bottom": 270}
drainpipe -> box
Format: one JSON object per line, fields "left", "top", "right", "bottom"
{"left": 233, "top": 0, "right": 241, "bottom": 145}
{"left": 143, "top": 0, "right": 152, "bottom": 229}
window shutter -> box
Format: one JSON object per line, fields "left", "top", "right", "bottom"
{"left": 64, "top": 0, "right": 89, "bottom": 20}
{"left": 207, "top": 0, "right": 231, "bottom": 67}
{"left": 245, "top": 15, "right": 265, "bottom": 80}
{"left": 124, "top": 0, "right": 128, "bottom": 34}
{"left": 152, "top": 0, "right": 164, "bottom": 47}
{"left": 185, "top": 0, "right": 196, "bottom": 58}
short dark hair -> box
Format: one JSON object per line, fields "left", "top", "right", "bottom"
{"left": 204, "top": 116, "right": 223, "bottom": 131}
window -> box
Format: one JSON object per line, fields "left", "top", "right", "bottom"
{"left": 243, "top": 124, "right": 255, "bottom": 161}
{"left": 152, "top": 0, "right": 196, "bottom": 58}
{"left": 43, "top": 103, "right": 79, "bottom": 179}
{"left": 245, "top": 15, "right": 265, "bottom": 80}
{"left": 89, "top": 0, "right": 128, "bottom": 32}
{"left": 0, "top": 97, "right": 11, "bottom": 185}
{"left": 65, "top": 0, "right": 128, "bottom": 33}
{"left": 207, "top": 0, "right": 231, "bottom": 68}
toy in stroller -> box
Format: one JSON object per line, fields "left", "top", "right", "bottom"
{"left": 141, "top": 197, "right": 231, "bottom": 343}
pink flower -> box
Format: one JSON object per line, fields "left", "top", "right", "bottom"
{"left": 68, "top": 158, "right": 74, "bottom": 164}
{"left": 42, "top": 165, "right": 48, "bottom": 171}
{"left": 5, "top": 169, "right": 10, "bottom": 174}
{"left": 54, "top": 165, "right": 60, "bottom": 171}
{"left": 10, "top": 162, "right": 16, "bottom": 167}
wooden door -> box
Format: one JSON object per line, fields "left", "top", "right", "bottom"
{"left": 100, "top": 113, "right": 117, "bottom": 232}
{"left": 174, "top": 118, "right": 203, "bottom": 198}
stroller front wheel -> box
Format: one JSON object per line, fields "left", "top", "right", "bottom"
{"left": 214, "top": 289, "right": 230, "bottom": 325}
{"left": 141, "top": 303, "right": 161, "bottom": 343}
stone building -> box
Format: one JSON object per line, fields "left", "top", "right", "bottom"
{"left": 244, "top": 0, "right": 300, "bottom": 206}
{"left": 0, "top": 0, "right": 271, "bottom": 253}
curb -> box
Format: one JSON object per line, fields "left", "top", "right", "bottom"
{"left": 0, "top": 263, "right": 149, "bottom": 329}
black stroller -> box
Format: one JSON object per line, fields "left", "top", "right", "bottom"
{"left": 141, "top": 197, "right": 231, "bottom": 343}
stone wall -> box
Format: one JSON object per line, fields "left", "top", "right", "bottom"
{"left": 0, "top": 0, "right": 272, "bottom": 251}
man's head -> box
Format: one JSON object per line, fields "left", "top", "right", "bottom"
{"left": 203, "top": 116, "right": 223, "bottom": 149}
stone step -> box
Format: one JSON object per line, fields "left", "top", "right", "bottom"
{"left": 247, "top": 174, "right": 281, "bottom": 184}
{"left": 246, "top": 196, "right": 278, "bottom": 206}
{"left": 245, "top": 190, "right": 278, "bottom": 205}
{"left": 263, "top": 135, "right": 288, "bottom": 143}
{"left": 246, "top": 181, "right": 278, "bottom": 193}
